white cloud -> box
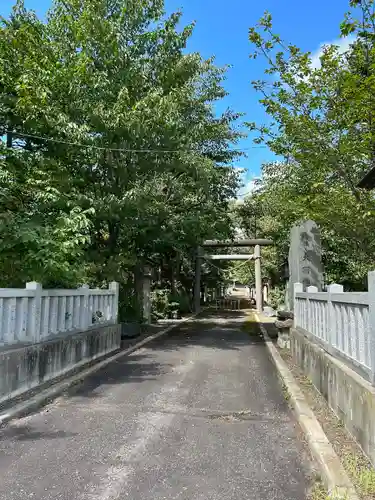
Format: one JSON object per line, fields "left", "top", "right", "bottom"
{"left": 236, "top": 176, "right": 262, "bottom": 201}
{"left": 310, "top": 35, "right": 356, "bottom": 70}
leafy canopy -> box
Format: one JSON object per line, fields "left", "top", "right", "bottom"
{"left": 245, "top": 0, "right": 375, "bottom": 289}
{"left": 0, "top": 0, "right": 243, "bottom": 298}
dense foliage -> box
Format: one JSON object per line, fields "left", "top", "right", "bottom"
{"left": 4, "top": 0, "right": 372, "bottom": 318}
{"left": 0, "top": 0, "right": 242, "bottom": 318}
{"left": 236, "top": 0, "right": 375, "bottom": 291}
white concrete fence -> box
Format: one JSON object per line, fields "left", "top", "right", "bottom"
{"left": 294, "top": 271, "right": 375, "bottom": 382}
{"left": 0, "top": 282, "right": 119, "bottom": 347}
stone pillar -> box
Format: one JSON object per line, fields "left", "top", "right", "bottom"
{"left": 143, "top": 266, "right": 152, "bottom": 324}
{"left": 263, "top": 284, "right": 268, "bottom": 305}
{"left": 194, "top": 247, "right": 202, "bottom": 314}
{"left": 287, "top": 220, "right": 323, "bottom": 311}
{"left": 134, "top": 264, "right": 144, "bottom": 321}
{"left": 203, "top": 285, "right": 208, "bottom": 304}
{"left": 255, "top": 244, "right": 263, "bottom": 313}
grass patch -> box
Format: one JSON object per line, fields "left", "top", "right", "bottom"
{"left": 309, "top": 481, "right": 328, "bottom": 500}
{"left": 281, "top": 381, "right": 291, "bottom": 401}
{"left": 343, "top": 453, "right": 375, "bottom": 497}
{"left": 309, "top": 482, "right": 351, "bottom": 500}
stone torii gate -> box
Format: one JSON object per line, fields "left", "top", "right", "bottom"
{"left": 194, "top": 238, "right": 273, "bottom": 314}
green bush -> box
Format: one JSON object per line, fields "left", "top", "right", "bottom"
{"left": 268, "top": 286, "right": 285, "bottom": 311}
{"left": 151, "top": 288, "right": 192, "bottom": 320}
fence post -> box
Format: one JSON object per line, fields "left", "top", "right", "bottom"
{"left": 327, "top": 283, "right": 343, "bottom": 348}
{"left": 109, "top": 281, "right": 119, "bottom": 323}
{"left": 26, "top": 281, "right": 42, "bottom": 343}
{"left": 306, "top": 285, "right": 318, "bottom": 334}
{"left": 368, "top": 272, "right": 375, "bottom": 383}
{"left": 293, "top": 282, "right": 303, "bottom": 328}
{"left": 254, "top": 244, "right": 263, "bottom": 313}
{"left": 79, "top": 284, "right": 90, "bottom": 330}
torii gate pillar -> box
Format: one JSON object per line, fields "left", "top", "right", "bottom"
{"left": 254, "top": 244, "right": 262, "bottom": 313}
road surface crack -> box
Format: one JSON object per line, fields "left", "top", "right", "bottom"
{"left": 141, "top": 407, "right": 279, "bottom": 422}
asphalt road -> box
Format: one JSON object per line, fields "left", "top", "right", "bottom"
{"left": 0, "top": 312, "right": 314, "bottom": 500}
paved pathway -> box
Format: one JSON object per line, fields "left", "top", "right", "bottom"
{"left": 0, "top": 312, "right": 313, "bottom": 500}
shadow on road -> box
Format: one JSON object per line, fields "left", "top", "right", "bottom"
{"left": 66, "top": 351, "right": 173, "bottom": 400}
{"left": 145, "top": 309, "right": 265, "bottom": 352}
{"left": 0, "top": 425, "right": 77, "bottom": 441}
{"left": 62, "top": 310, "right": 266, "bottom": 402}
{"left": 0, "top": 310, "right": 270, "bottom": 428}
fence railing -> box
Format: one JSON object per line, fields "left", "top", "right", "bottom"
{"left": 294, "top": 272, "right": 375, "bottom": 382}
{"left": 215, "top": 298, "right": 241, "bottom": 310}
{"left": 0, "top": 281, "right": 119, "bottom": 347}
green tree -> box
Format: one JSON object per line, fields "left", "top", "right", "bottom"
{"left": 246, "top": 1, "right": 375, "bottom": 289}
{"left": 0, "top": 0, "right": 242, "bottom": 317}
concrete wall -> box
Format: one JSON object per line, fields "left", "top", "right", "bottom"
{"left": 0, "top": 324, "right": 121, "bottom": 407}
{"left": 294, "top": 282, "right": 373, "bottom": 381}
{"left": 291, "top": 327, "right": 375, "bottom": 465}
{"left": 0, "top": 283, "right": 119, "bottom": 346}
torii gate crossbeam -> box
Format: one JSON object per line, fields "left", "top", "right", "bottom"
{"left": 205, "top": 254, "right": 255, "bottom": 260}
{"left": 194, "top": 239, "right": 273, "bottom": 314}
{"left": 202, "top": 239, "right": 273, "bottom": 248}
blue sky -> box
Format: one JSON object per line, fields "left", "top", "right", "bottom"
{"left": 1, "top": 0, "right": 351, "bottom": 194}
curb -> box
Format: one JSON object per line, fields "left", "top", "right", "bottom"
{"left": 253, "top": 312, "right": 359, "bottom": 500}
{"left": 0, "top": 314, "right": 197, "bottom": 426}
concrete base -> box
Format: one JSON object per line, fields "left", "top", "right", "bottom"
{"left": 277, "top": 331, "right": 290, "bottom": 349}
{"left": 121, "top": 322, "right": 141, "bottom": 339}
{"left": 275, "top": 319, "right": 293, "bottom": 348}
{"left": 0, "top": 324, "right": 121, "bottom": 407}
{"left": 291, "top": 327, "right": 375, "bottom": 465}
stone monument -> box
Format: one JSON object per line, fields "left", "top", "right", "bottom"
{"left": 287, "top": 220, "right": 323, "bottom": 311}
